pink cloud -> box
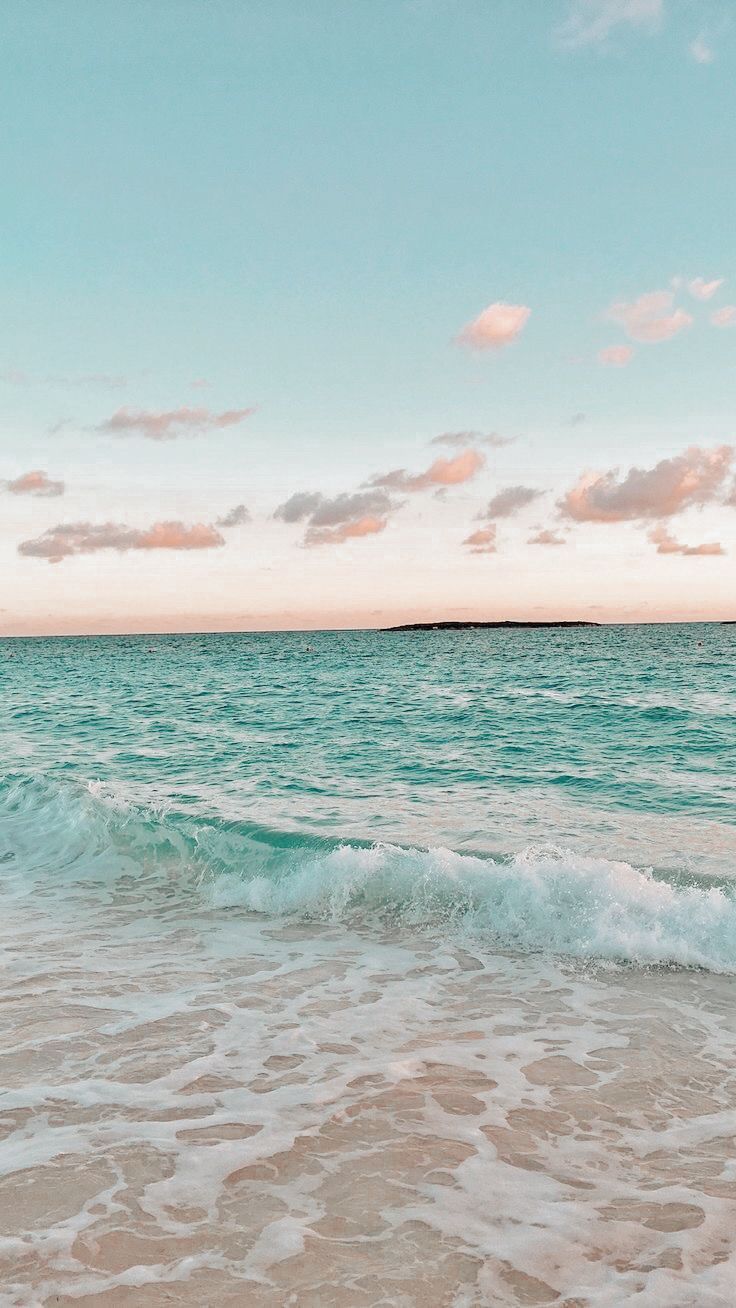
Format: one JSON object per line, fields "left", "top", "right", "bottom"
{"left": 457, "top": 303, "right": 531, "bottom": 351}
{"left": 688, "top": 276, "right": 723, "bottom": 300}
{"left": 135, "top": 522, "right": 225, "bottom": 551}
{"left": 306, "top": 516, "right": 388, "bottom": 547}
{"left": 607, "top": 290, "right": 692, "bottom": 343}
{"left": 528, "top": 529, "right": 566, "bottom": 546}
{"left": 97, "top": 406, "right": 254, "bottom": 440}
{"left": 560, "top": 445, "right": 733, "bottom": 522}
{"left": 649, "top": 525, "right": 725, "bottom": 556}
{"left": 463, "top": 525, "right": 497, "bottom": 554}
{"left": 711, "top": 305, "right": 736, "bottom": 328}
{"left": 19, "top": 520, "right": 225, "bottom": 563}
{"left": 4, "top": 469, "right": 64, "bottom": 497}
{"left": 372, "top": 448, "right": 485, "bottom": 493}
{"left": 598, "top": 344, "right": 634, "bottom": 367}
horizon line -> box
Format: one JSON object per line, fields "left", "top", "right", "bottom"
{"left": 2, "top": 618, "right": 734, "bottom": 639}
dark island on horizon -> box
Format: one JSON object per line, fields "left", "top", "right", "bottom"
{"left": 382, "top": 619, "right": 601, "bottom": 632}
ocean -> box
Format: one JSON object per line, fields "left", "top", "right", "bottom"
{"left": 1, "top": 625, "right": 735, "bottom": 1306}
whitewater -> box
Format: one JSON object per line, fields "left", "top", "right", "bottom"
{"left": 1, "top": 625, "right": 735, "bottom": 1305}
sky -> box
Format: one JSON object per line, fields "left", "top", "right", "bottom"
{"left": 1, "top": 0, "right": 735, "bottom": 634}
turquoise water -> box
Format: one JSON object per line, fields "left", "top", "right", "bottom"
{"left": 3, "top": 626, "right": 736, "bottom": 1305}
{"left": 3, "top": 623, "right": 735, "bottom": 969}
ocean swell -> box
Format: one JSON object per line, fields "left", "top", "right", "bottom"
{"left": 1, "top": 775, "right": 735, "bottom": 972}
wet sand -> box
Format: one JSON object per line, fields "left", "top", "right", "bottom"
{"left": 1, "top": 864, "right": 735, "bottom": 1307}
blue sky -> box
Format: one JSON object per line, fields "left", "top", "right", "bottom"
{"left": 1, "top": 0, "right": 735, "bottom": 632}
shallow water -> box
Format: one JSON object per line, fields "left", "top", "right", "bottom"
{"left": 1, "top": 626, "right": 735, "bottom": 1305}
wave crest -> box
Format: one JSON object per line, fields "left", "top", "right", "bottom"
{"left": 2, "top": 776, "right": 735, "bottom": 972}
{"left": 210, "top": 840, "right": 736, "bottom": 972}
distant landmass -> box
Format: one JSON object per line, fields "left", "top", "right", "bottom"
{"left": 382, "top": 620, "right": 600, "bottom": 632}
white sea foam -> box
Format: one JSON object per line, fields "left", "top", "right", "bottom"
{"left": 2, "top": 858, "right": 735, "bottom": 1306}
{"left": 2, "top": 778, "right": 736, "bottom": 1304}
{"left": 211, "top": 841, "right": 736, "bottom": 972}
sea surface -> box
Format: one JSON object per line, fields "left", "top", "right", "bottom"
{"left": 1, "top": 625, "right": 735, "bottom": 1306}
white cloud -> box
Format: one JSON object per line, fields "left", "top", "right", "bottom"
{"left": 607, "top": 290, "right": 692, "bottom": 344}
{"left": 688, "top": 277, "right": 723, "bottom": 301}
{"left": 689, "top": 35, "right": 714, "bottom": 64}
{"left": 558, "top": 0, "right": 664, "bottom": 49}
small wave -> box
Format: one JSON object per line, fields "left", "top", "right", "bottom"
{"left": 211, "top": 842, "right": 736, "bottom": 973}
{"left": 2, "top": 775, "right": 735, "bottom": 972}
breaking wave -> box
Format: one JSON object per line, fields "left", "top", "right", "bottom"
{"left": 2, "top": 774, "right": 735, "bottom": 972}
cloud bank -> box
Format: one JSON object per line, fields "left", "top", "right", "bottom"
{"left": 560, "top": 446, "right": 733, "bottom": 522}
{"left": 19, "top": 520, "right": 225, "bottom": 563}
